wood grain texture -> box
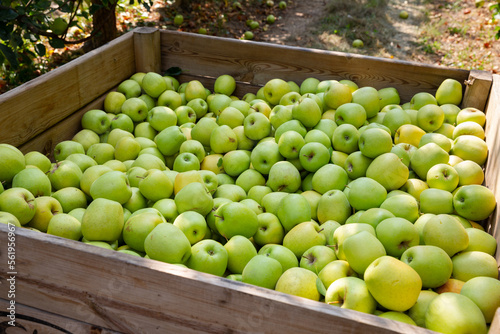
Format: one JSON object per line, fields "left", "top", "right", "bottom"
{"left": 134, "top": 27, "right": 161, "bottom": 73}
{"left": 462, "top": 70, "right": 493, "bottom": 111}
{"left": 159, "top": 30, "right": 470, "bottom": 103}
{"left": 491, "top": 308, "right": 500, "bottom": 333}
{"left": 0, "top": 299, "right": 121, "bottom": 334}
{"left": 0, "top": 224, "right": 436, "bottom": 334}
{"left": 0, "top": 31, "right": 136, "bottom": 148}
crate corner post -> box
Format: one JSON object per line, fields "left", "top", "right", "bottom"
{"left": 133, "top": 27, "right": 161, "bottom": 74}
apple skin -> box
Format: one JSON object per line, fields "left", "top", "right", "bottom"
{"left": 425, "top": 292, "right": 487, "bottom": 334}
{"left": 365, "top": 152, "right": 409, "bottom": 192}
{"left": 144, "top": 222, "right": 192, "bottom": 264}
{"left": 422, "top": 214, "right": 469, "bottom": 257}
{"left": 364, "top": 256, "right": 422, "bottom": 312}
{"left": 460, "top": 276, "right": 500, "bottom": 323}
{"left": 325, "top": 276, "right": 377, "bottom": 314}
{"left": 242, "top": 254, "right": 283, "bottom": 289}
{"left": 463, "top": 227, "right": 497, "bottom": 255}
{"left": 342, "top": 230, "right": 386, "bottom": 276}
{"left": 400, "top": 245, "right": 453, "bottom": 288}
{"left": 276, "top": 193, "right": 311, "bottom": 232}
{"left": 81, "top": 198, "right": 124, "bottom": 242}
{"left": 453, "top": 184, "right": 497, "bottom": 221}
{"left": 215, "top": 201, "right": 259, "bottom": 239}
{"left": 375, "top": 217, "right": 420, "bottom": 258}
{"left": 0, "top": 187, "right": 37, "bottom": 225}
{"left": 407, "top": 290, "right": 439, "bottom": 327}
{"left": 12, "top": 167, "right": 52, "bottom": 197}
{"left": 275, "top": 267, "right": 321, "bottom": 301}
{"left": 282, "top": 221, "right": 326, "bottom": 258}
{"left": 346, "top": 177, "right": 387, "bottom": 211}
{"left": 317, "top": 189, "right": 352, "bottom": 225}
{"left": 451, "top": 134, "right": 488, "bottom": 165}
{"left": 186, "top": 239, "right": 228, "bottom": 277}
{"left": 436, "top": 78, "right": 463, "bottom": 105}
{"left": 300, "top": 245, "right": 337, "bottom": 273}
{"left": 451, "top": 251, "right": 499, "bottom": 282}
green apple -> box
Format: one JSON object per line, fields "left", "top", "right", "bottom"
{"left": 441, "top": 103, "right": 461, "bottom": 125}
{"left": 461, "top": 276, "right": 500, "bottom": 323}
{"left": 422, "top": 214, "right": 469, "bottom": 257}
{"left": 283, "top": 221, "right": 326, "bottom": 258}
{"left": 144, "top": 222, "right": 192, "bottom": 264}
{"left": 218, "top": 106, "right": 245, "bottom": 129}
{"left": 253, "top": 212, "right": 284, "bottom": 246}
{"left": 157, "top": 90, "right": 183, "bottom": 110}
{"left": 47, "top": 160, "right": 83, "bottom": 191}
{"left": 174, "top": 181, "right": 213, "bottom": 216}
{"left": 317, "top": 189, "right": 352, "bottom": 224}
{"left": 407, "top": 290, "right": 439, "bottom": 327}
{"left": 274, "top": 119, "right": 307, "bottom": 142}
{"left": 242, "top": 254, "right": 283, "bottom": 289}
{"left": 146, "top": 106, "right": 177, "bottom": 132}
{"left": 270, "top": 105, "right": 293, "bottom": 131}
{"left": 86, "top": 143, "right": 115, "bottom": 164}
{"left": 299, "top": 142, "right": 330, "bottom": 173}
{"left": 425, "top": 292, "right": 487, "bottom": 334}
{"left": 155, "top": 125, "right": 187, "bottom": 157}
{"left": 141, "top": 72, "right": 167, "bottom": 98}
{"left": 378, "top": 312, "right": 416, "bottom": 325}
{"left": 451, "top": 251, "right": 499, "bottom": 282}
{"left": 122, "top": 211, "right": 165, "bottom": 252}
{"left": 209, "top": 125, "right": 238, "bottom": 154}
{"left": 323, "top": 81, "right": 352, "bottom": 110}
{"left": 410, "top": 143, "right": 449, "bottom": 180}
{"left": 426, "top": 163, "right": 459, "bottom": 192}
{"left": 400, "top": 245, "right": 453, "bottom": 288}
{"left": 90, "top": 170, "right": 131, "bottom": 205}
{"left": 378, "top": 86, "right": 400, "bottom": 110}
{"left": 275, "top": 267, "right": 321, "bottom": 301}
{"left": 173, "top": 152, "right": 200, "bottom": 172}
{"left": 346, "top": 177, "right": 387, "bottom": 211}
{"left": 364, "top": 255, "right": 422, "bottom": 312}
{"left": 117, "top": 79, "right": 141, "bottom": 99}
{"left": 52, "top": 187, "right": 88, "bottom": 213}
{"left": 453, "top": 184, "right": 496, "bottom": 221}
{"left": 463, "top": 227, "right": 497, "bottom": 255}
{"left": 104, "top": 91, "right": 127, "bottom": 114}
{"left": 325, "top": 276, "right": 377, "bottom": 314}
{"left": 382, "top": 105, "right": 411, "bottom": 136}
{"left": 291, "top": 97, "right": 322, "bottom": 128}
{"left": 451, "top": 134, "right": 488, "bottom": 165}
{"left": 172, "top": 211, "right": 207, "bottom": 245}
{"left": 233, "top": 169, "right": 264, "bottom": 194}
{"left": 279, "top": 91, "right": 301, "bottom": 106}
{"left": 123, "top": 187, "right": 147, "bottom": 213}
{"left": 419, "top": 188, "right": 454, "bottom": 214}
{"left": 121, "top": 97, "right": 148, "bottom": 123}
{"left": 81, "top": 197, "right": 123, "bottom": 242}
{"left": 243, "top": 111, "right": 271, "bottom": 141}
{"left": 453, "top": 121, "right": 485, "bottom": 140}
{"left": 275, "top": 193, "right": 311, "bottom": 233}
{"left": 342, "top": 230, "right": 386, "bottom": 276}
{"left": 417, "top": 104, "right": 445, "bottom": 132}
{"left": 394, "top": 124, "right": 426, "bottom": 147}
{"left": 258, "top": 243, "right": 299, "bottom": 272}
{"left": 213, "top": 74, "right": 236, "bottom": 96}
{"left": 24, "top": 151, "right": 51, "bottom": 174}
{"left": 375, "top": 217, "right": 419, "bottom": 257}
{"left": 46, "top": 213, "right": 82, "bottom": 241}
{"left": 435, "top": 78, "right": 463, "bottom": 105}
{"left": 247, "top": 185, "right": 272, "bottom": 205}
{"left": 250, "top": 140, "right": 283, "bottom": 175}
{"left": 264, "top": 161, "right": 301, "bottom": 194}
{"left": 215, "top": 201, "right": 258, "bottom": 239}
{"left": 351, "top": 86, "right": 380, "bottom": 119}
{"left": 318, "top": 260, "right": 356, "bottom": 290}
{"left": 12, "top": 167, "right": 51, "bottom": 197}
{"left": 300, "top": 77, "right": 320, "bottom": 95}
{"left": 379, "top": 193, "right": 419, "bottom": 223}
{"left": 53, "top": 140, "right": 85, "bottom": 162}
{"left": 139, "top": 168, "right": 173, "bottom": 202}
{"left": 263, "top": 78, "right": 291, "bottom": 105}
{"left": 409, "top": 91, "right": 437, "bottom": 110}
{"left": 152, "top": 198, "right": 178, "bottom": 223}
{"left": 81, "top": 109, "right": 111, "bottom": 135}
{"left": 332, "top": 123, "right": 360, "bottom": 155}
{"left": 26, "top": 196, "right": 62, "bottom": 231}
{"left": 357, "top": 208, "right": 395, "bottom": 229}
{"left": 435, "top": 122, "right": 455, "bottom": 138}
{"left": 358, "top": 128, "right": 393, "bottom": 159}
{"left": 224, "top": 235, "right": 257, "bottom": 274}
{"left": 419, "top": 132, "right": 452, "bottom": 152}
{"left": 334, "top": 103, "right": 366, "bottom": 129}
{"left": 457, "top": 107, "right": 486, "bottom": 126}
{"left": 343, "top": 151, "right": 373, "bottom": 180}
{"left": 213, "top": 184, "right": 246, "bottom": 202}
{"left": 0, "top": 211, "right": 21, "bottom": 227}
{"left": 304, "top": 129, "right": 331, "bottom": 149}
{"left": 365, "top": 152, "right": 409, "bottom": 191}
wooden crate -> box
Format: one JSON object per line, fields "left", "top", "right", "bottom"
{"left": 0, "top": 27, "right": 499, "bottom": 333}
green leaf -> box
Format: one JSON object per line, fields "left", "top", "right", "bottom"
{"left": 34, "top": 43, "right": 46, "bottom": 57}
{"left": 49, "top": 38, "right": 65, "bottom": 49}
{"left": 316, "top": 277, "right": 327, "bottom": 297}
{"left": 164, "top": 66, "right": 182, "bottom": 76}
{"left": 217, "top": 157, "right": 223, "bottom": 168}
{"left": 0, "top": 43, "right": 19, "bottom": 68}
{"left": 0, "top": 8, "right": 18, "bottom": 21}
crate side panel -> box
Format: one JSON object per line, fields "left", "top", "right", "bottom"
{"left": 159, "top": 31, "right": 469, "bottom": 102}
{"left": 0, "top": 32, "right": 136, "bottom": 148}
{"left": 0, "top": 225, "right": 432, "bottom": 334}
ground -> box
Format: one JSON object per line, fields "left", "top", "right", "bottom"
{"left": 139, "top": 0, "right": 499, "bottom": 73}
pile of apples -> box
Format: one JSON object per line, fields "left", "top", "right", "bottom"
{"left": 1, "top": 71, "right": 499, "bottom": 333}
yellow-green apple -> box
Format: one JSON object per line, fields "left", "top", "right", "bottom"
{"left": 299, "top": 77, "right": 320, "bottom": 95}
{"left": 144, "top": 222, "right": 192, "bottom": 264}
{"left": 311, "top": 163, "right": 349, "bottom": 195}
{"left": 224, "top": 234, "right": 258, "bottom": 274}
{"left": 282, "top": 221, "right": 326, "bottom": 258}
{"left": 86, "top": 143, "right": 115, "bottom": 164}
{"left": 457, "top": 107, "right": 486, "bottom": 126}
{"left": 451, "top": 135, "right": 488, "bottom": 165}
{"left": 121, "top": 97, "right": 148, "bottom": 123}
{"left": 123, "top": 187, "right": 147, "bottom": 213}
{"left": 233, "top": 125, "right": 256, "bottom": 151}
{"left": 435, "top": 78, "right": 463, "bottom": 105}
{"left": 65, "top": 153, "right": 98, "bottom": 172}
{"left": 190, "top": 117, "right": 218, "bottom": 148}
{"left": 175, "top": 181, "right": 213, "bottom": 216}
{"left": 215, "top": 201, "right": 258, "bottom": 239}
{"left": 173, "top": 152, "right": 200, "bottom": 172}
{"left": 46, "top": 160, "right": 83, "bottom": 191}
{"left": 233, "top": 169, "right": 263, "bottom": 193}
{"left": 422, "top": 214, "right": 469, "bottom": 257}
{"left": 358, "top": 128, "right": 393, "bottom": 159}
{"left": 304, "top": 129, "right": 331, "bottom": 149}
{"left": 463, "top": 228, "right": 497, "bottom": 255}
{"left": 325, "top": 276, "right": 377, "bottom": 314}
{"left": 0, "top": 211, "right": 21, "bottom": 227}
{"left": 365, "top": 152, "right": 409, "bottom": 191}
{"left": 80, "top": 165, "right": 113, "bottom": 196}
{"left": 147, "top": 106, "right": 177, "bottom": 132}
{"left": 419, "top": 188, "right": 454, "bottom": 214}
{"left": 26, "top": 196, "right": 62, "bottom": 231}
{"left": 52, "top": 187, "right": 87, "bottom": 213}
{"left": 104, "top": 91, "right": 126, "bottom": 114}
{"left": 90, "top": 170, "right": 131, "bottom": 205}
{"left": 242, "top": 254, "right": 283, "bottom": 289}
{"left": 379, "top": 193, "right": 419, "bottom": 223}
{"left": 141, "top": 72, "right": 167, "bottom": 98}
{"left": 314, "top": 118, "right": 338, "bottom": 139}
{"left": 113, "top": 137, "right": 141, "bottom": 162}
{"left": 378, "top": 86, "right": 400, "bottom": 110}
{"left": 317, "top": 189, "right": 352, "bottom": 224}
{"left": 266, "top": 161, "right": 301, "bottom": 193}
{"left": 270, "top": 105, "right": 293, "bottom": 130}
{"left": 460, "top": 276, "right": 500, "bottom": 323}
{"left": 250, "top": 140, "right": 283, "bottom": 175}
{"left": 364, "top": 256, "right": 422, "bottom": 312}
{"left": 323, "top": 81, "right": 352, "bottom": 110}
{"left": 24, "top": 151, "right": 52, "bottom": 174}
{"left": 332, "top": 123, "right": 360, "bottom": 154}
{"left": 138, "top": 93, "right": 155, "bottom": 111}
{"left": 451, "top": 251, "right": 499, "bottom": 282}
{"left": 417, "top": 104, "right": 444, "bottom": 132}
{"left": 209, "top": 124, "right": 238, "bottom": 154}
{"left": 343, "top": 151, "right": 372, "bottom": 180}
{"left": 410, "top": 142, "right": 449, "bottom": 180}
{"left": 318, "top": 260, "right": 357, "bottom": 289}
{"left": 441, "top": 103, "right": 461, "bottom": 124}
{"left": 184, "top": 80, "right": 207, "bottom": 102}
{"left": 275, "top": 267, "right": 321, "bottom": 301}
{"left": 300, "top": 245, "right": 337, "bottom": 273}
{"left": 12, "top": 167, "right": 51, "bottom": 197}
{"left": 382, "top": 105, "right": 411, "bottom": 136}
{"left": 407, "top": 290, "right": 439, "bottom": 327}
{"left": 258, "top": 243, "right": 299, "bottom": 272}
{"left": 173, "top": 211, "right": 207, "bottom": 245}
{"left": 208, "top": 94, "right": 233, "bottom": 116}
{"left": 378, "top": 311, "right": 416, "bottom": 325}
{"left": 117, "top": 79, "right": 141, "bottom": 99}
{"left": 46, "top": 213, "right": 82, "bottom": 241}
{"left": 81, "top": 109, "right": 111, "bottom": 135}
{"left": 351, "top": 86, "right": 380, "bottom": 119}
{"left": 214, "top": 74, "right": 236, "bottom": 96}
{"left": 263, "top": 78, "right": 291, "bottom": 105}
{"left": 453, "top": 121, "right": 485, "bottom": 140}
{"left": 81, "top": 198, "right": 123, "bottom": 242}
{"left": 292, "top": 97, "right": 322, "bottom": 128}
{"left": 186, "top": 98, "right": 209, "bottom": 119}
{"left": 453, "top": 184, "right": 496, "bottom": 221}
{"left": 299, "top": 142, "right": 330, "bottom": 173}
{"left": 221, "top": 150, "right": 250, "bottom": 177}
{"left": 152, "top": 198, "right": 178, "bottom": 223}
{"left": 274, "top": 119, "right": 307, "bottom": 142}
{"left": 394, "top": 124, "right": 426, "bottom": 147}
{"left": 277, "top": 130, "right": 305, "bottom": 160}
{"left": 426, "top": 163, "right": 459, "bottom": 192}
{"left": 279, "top": 91, "right": 301, "bottom": 106}
{"left": 213, "top": 184, "right": 246, "bottom": 202}
{"left": 251, "top": 101, "right": 272, "bottom": 118}
{"left": 122, "top": 211, "right": 165, "bottom": 252}
{"left": 342, "top": 230, "right": 386, "bottom": 275}
{"left": 53, "top": 140, "right": 85, "bottom": 162}
{"left": 179, "top": 140, "right": 205, "bottom": 163}
{"left": 155, "top": 125, "right": 187, "bottom": 156}
{"left": 247, "top": 185, "right": 272, "bottom": 205}
{"left": 240, "top": 198, "right": 263, "bottom": 215}
{"left": 425, "top": 292, "right": 487, "bottom": 334}
{"left": 435, "top": 122, "right": 455, "bottom": 138}
{"left": 198, "top": 170, "right": 218, "bottom": 195}
{"left": 332, "top": 223, "right": 375, "bottom": 260}
{"left": 345, "top": 177, "right": 386, "bottom": 211}
{"left": 217, "top": 106, "right": 244, "bottom": 128}
{"left": 419, "top": 132, "right": 452, "bottom": 152}
{"left": 276, "top": 193, "right": 311, "bottom": 232}
{"left": 357, "top": 208, "right": 395, "bottom": 229}
{"left": 375, "top": 217, "right": 419, "bottom": 257}
{"left": 409, "top": 91, "right": 437, "bottom": 110}
{"left": 400, "top": 245, "right": 453, "bottom": 288}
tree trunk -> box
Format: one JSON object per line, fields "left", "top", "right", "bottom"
{"left": 84, "top": 0, "right": 117, "bottom": 51}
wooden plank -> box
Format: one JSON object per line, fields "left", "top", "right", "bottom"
{"left": 134, "top": 27, "right": 161, "bottom": 73}
{"left": 491, "top": 308, "right": 500, "bottom": 333}
{"left": 0, "top": 299, "right": 122, "bottom": 334}
{"left": 462, "top": 70, "right": 493, "bottom": 110}
{"left": 0, "top": 31, "right": 136, "bottom": 148}
{"left": 0, "top": 225, "right": 434, "bottom": 334}
{"left": 159, "top": 31, "right": 470, "bottom": 103}
{"left": 484, "top": 74, "right": 500, "bottom": 265}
